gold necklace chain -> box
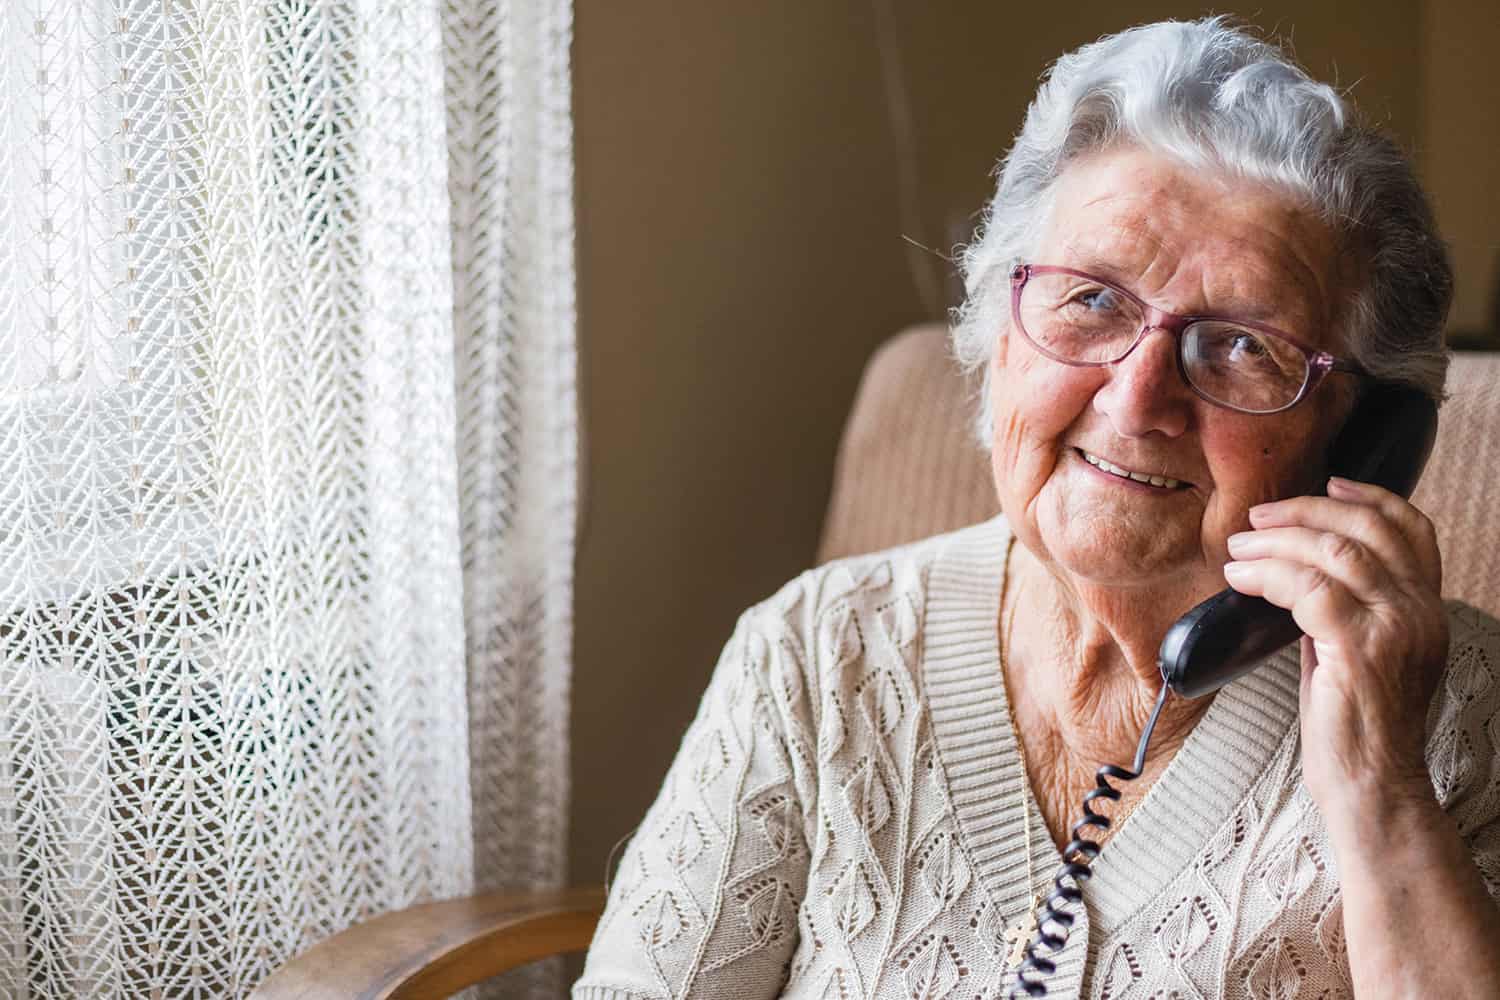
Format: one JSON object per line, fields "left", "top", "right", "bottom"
{"left": 997, "top": 537, "right": 1039, "bottom": 971}
{"left": 998, "top": 540, "right": 1145, "bottom": 966}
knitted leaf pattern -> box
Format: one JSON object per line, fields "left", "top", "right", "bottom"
{"left": 573, "top": 527, "right": 1500, "bottom": 1000}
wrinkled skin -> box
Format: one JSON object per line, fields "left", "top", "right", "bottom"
{"left": 990, "top": 145, "right": 1440, "bottom": 837}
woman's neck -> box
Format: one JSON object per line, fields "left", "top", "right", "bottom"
{"left": 1002, "top": 542, "right": 1214, "bottom": 771}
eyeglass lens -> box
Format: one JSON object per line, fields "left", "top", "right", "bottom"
{"left": 1017, "top": 272, "right": 1309, "bottom": 413}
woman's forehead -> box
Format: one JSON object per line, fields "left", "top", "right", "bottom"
{"left": 1039, "top": 151, "right": 1342, "bottom": 326}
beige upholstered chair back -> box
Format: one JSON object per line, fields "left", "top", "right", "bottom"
{"left": 819, "top": 325, "right": 1500, "bottom": 619}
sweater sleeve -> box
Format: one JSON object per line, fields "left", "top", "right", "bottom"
{"left": 1428, "top": 604, "right": 1500, "bottom": 905}
{"left": 1470, "top": 819, "right": 1500, "bottom": 905}
{"left": 573, "top": 602, "right": 814, "bottom": 1000}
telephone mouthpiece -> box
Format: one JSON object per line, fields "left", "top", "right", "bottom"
{"left": 1158, "top": 589, "right": 1302, "bottom": 699}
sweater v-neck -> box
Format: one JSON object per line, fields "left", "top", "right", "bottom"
{"left": 919, "top": 514, "right": 1302, "bottom": 992}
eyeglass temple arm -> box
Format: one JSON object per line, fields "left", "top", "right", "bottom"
{"left": 1316, "top": 354, "right": 1369, "bottom": 377}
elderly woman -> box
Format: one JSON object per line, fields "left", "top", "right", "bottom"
{"left": 573, "top": 19, "right": 1500, "bottom": 1000}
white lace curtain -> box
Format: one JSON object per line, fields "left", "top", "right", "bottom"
{"left": 0, "top": 0, "right": 575, "bottom": 996}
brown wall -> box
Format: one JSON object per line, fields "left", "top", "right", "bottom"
{"left": 1424, "top": 0, "right": 1500, "bottom": 335}
{"left": 569, "top": 0, "right": 1491, "bottom": 893}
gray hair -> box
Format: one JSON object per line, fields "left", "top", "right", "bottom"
{"left": 951, "top": 17, "right": 1453, "bottom": 447}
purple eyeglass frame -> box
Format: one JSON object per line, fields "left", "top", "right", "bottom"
{"left": 1009, "top": 264, "right": 1368, "bottom": 415}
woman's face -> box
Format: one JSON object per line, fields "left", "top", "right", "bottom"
{"left": 990, "top": 147, "right": 1355, "bottom": 599}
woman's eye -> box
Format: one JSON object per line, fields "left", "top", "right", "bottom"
{"left": 1228, "top": 332, "right": 1270, "bottom": 360}
{"left": 1068, "top": 287, "right": 1121, "bottom": 313}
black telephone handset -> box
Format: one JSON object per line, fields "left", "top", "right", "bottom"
{"left": 1159, "top": 385, "right": 1439, "bottom": 699}
{"left": 1010, "top": 386, "right": 1441, "bottom": 998}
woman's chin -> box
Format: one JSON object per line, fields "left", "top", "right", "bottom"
{"left": 1038, "top": 513, "right": 1202, "bottom": 589}
{"left": 1024, "top": 476, "right": 1207, "bottom": 573}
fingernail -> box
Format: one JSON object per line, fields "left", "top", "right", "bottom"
{"left": 1226, "top": 532, "right": 1251, "bottom": 555}
{"left": 1223, "top": 560, "right": 1250, "bottom": 580}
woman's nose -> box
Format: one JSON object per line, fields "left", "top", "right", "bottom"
{"left": 1090, "top": 327, "right": 1192, "bottom": 438}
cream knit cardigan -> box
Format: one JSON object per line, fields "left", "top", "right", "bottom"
{"left": 573, "top": 516, "right": 1500, "bottom": 999}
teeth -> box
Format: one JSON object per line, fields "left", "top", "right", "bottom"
{"left": 1081, "top": 451, "right": 1181, "bottom": 489}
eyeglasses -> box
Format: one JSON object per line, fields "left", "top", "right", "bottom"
{"left": 1009, "top": 264, "right": 1367, "bottom": 414}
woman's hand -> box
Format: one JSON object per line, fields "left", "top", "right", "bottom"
{"left": 1222, "top": 477, "right": 1500, "bottom": 999}
{"left": 1220, "top": 476, "right": 1448, "bottom": 811}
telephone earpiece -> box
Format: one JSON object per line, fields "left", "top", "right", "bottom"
{"left": 1015, "top": 387, "right": 1440, "bottom": 999}
{"left": 1159, "top": 385, "right": 1438, "bottom": 698}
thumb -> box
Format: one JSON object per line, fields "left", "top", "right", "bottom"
{"left": 1298, "top": 633, "right": 1320, "bottom": 700}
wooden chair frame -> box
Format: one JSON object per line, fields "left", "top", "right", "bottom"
{"left": 249, "top": 887, "right": 605, "bottom": 999}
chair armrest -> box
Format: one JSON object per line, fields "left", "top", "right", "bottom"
{"left": 250, "top": 886, "right": 606, "bottom": 1000}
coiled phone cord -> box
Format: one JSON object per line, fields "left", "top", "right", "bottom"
{"left": 1009, "top": 678, "right": 1173, "bottom": 998}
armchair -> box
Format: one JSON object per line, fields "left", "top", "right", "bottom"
{"left": 251, "top": 325, "right": 1500, "bottom": 999}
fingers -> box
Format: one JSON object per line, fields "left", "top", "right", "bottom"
{"left": 1225, "top": 476, "right": 1445, "bottom": 644}
{"left": 1226, "top": 525, "right": 1398, "bottom": 607}
{"left": 1223, "top": 555, "right": 1366, "bottom": 639}
{"left": 1246, "top": 478, "right": 1441, "bottom": 588}
{"left": 1328, "top": 477, "right": 1443, "bottom": 586}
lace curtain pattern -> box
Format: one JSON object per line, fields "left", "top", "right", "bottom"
{"left": 0, "top": 0, "right": 576, "bottom": 996}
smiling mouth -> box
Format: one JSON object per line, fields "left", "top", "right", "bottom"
{"left": 1077, "top": 449, "right": 1192, "bottom": 490}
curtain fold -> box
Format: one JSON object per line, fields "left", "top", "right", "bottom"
{"left": 445, "top": 0, "right": 577, "bottom": 995}
{"left": 0, "top": 1, "right": 575, "bottom": 996}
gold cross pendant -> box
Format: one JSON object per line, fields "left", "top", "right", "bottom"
{"left": 1003, "top": 894, "right": 1041, "bottom": 970}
